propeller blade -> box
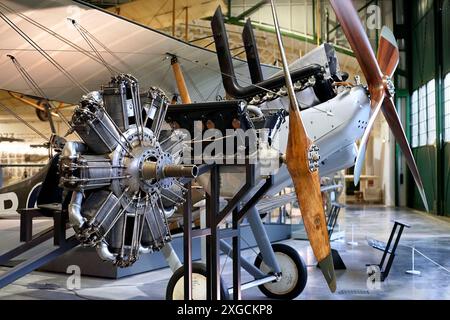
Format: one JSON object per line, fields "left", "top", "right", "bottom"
{"left": 286, "top": 113, "right": 336, "bottom": 292}
{"left": 331, "top": 1, "right": 428, "bottom": 210}
{"left": 382, "top": 98, "right": 429, "bottom": 211}
{"left": 378, "top": 27, "right": 427, "bottom": 210}
{"left": 353, "top": 89, "right": 385, "bottom": 185}
{"left": 269, "top": 0, "right": 336, "bottom": 292}
{"left": 329, "top": 0, "right": 383, "bottom": 92}
{"left": 377, "top": 26, "right": 400, "bottom": 77}
{"left": 330, "top": 0, "right": 386, "bottom": 185}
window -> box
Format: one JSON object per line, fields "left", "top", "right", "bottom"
{"left": 445, "top": 73, "right": 450, "bottom": 142}
{"left": 427, "top": 80, "right": 436, "bottom": 145}
{"left": 419, "top": 85, "right": 427, "bottom": 146}
{"left": 411, "top": 90, "right": 419, "bottom": 147}
{"left": 411, "top": 79, "right": 436, "bottom": 147}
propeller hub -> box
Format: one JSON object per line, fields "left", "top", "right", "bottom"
{"left": 307, "top": 144, "right": 321, "bottom": 172}
{"left": 383, "top": 75, "right": 396, "bottom": 98}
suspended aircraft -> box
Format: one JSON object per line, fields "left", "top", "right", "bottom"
{"left": 0, "top": 0, "right": 427, "bottom": 299}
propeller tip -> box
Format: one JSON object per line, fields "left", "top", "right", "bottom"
{"left": 353, "top": 174, "right": 360, "bottom": 186}
{"left": 418, "top": 188, "right": 429, "bottom": 212}
{"left": 318, "top": 254, "right": 337, "bottom": 293}
{"left": 354, "top": 144, "right": 367, "bottom": 187}
{"left": 381, "top": 26, "right": 398, "bottom": 48}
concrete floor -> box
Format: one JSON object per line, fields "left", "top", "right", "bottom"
{"left": 0, "top": 205, "right": 450, "bottom": 300}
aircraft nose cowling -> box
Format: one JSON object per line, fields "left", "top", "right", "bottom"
{"left": 303, "top": 85, "right": 371, "bottom": 159}
{"left": 269, "top": 86, "right": 370, "bottom": 179}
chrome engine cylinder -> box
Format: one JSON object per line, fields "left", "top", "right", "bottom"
{"left": 79, "top": 190, "right": 121, "bottom": 245}
{"left": 71, "top": 91, "right": 121, "bottom": 154}
{"left": 59, "top": 154, "right": 112, "bottom": 191}
{"left": 103, "top": 78, "right": 130, "bottom": 132}
{"left": 140, "top": 206, "right": 171, "bottom": 251}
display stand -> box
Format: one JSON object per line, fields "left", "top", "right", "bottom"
{"left": 182, "top": 162, "right": 276, "bottom": 300}
{"left": 317, "top": 202, "right": 346, "bottom": 270}
{"left": 0, "top": 206, "right": 79, "bottom": 289}
{"left": 327, "top": 202, "right": 343, "bottom": 236}
{"left": 329, "top": 209, "right": 346, "bottom": 270}
{"left": 405, "top": 245, "right": 421, "bottom": 275}
{"left": 347, "top": 224, "right": 358, "bottom": 246}
{"left": 367, "top": 220, "right": 410, "bottom": 281}
{"left": 404, "top": 245, "right": 450, "bottom": 276}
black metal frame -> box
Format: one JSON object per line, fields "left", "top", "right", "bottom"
{"left": 182, "top": 161, "right": 274, "bottom": 300}
{"left": 327, "top": 202, "right": 344, "bottom": 237}
{"left": 327, "top": 203, "right": 346, "bottom": 270}
{"left": 367, "top": 220, "right": 410, "bottom": 281}
{"left": 316, "top": 202, "right": 346, "bottom": 270}
{"left": 0, "top": 207, "right": 78, "bottom": 289}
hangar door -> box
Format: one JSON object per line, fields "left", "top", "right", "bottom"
{"left": 407, "top": 0, "right": 450, "bottom": 216}
{"left": 441, "top": 0, "right": 450, "bottom": 216}
{"left": 408, "top": 0, "right": 437, "bottom": 213}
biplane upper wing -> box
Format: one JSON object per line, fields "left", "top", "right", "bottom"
{"left": 0, "top": 0, "right": 278, "bottom": 104}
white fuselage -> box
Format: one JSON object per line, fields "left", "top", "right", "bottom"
{"left": 276, "top": 85, "right": 370, "bottom": 173}
{"left": 267, "top": 85, "right": 371, "bottom": 196}
{"left": 213, "top": 85, "right": 371, "bottom": 198}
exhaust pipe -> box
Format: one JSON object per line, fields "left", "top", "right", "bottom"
{"left": 68, "top": 191, "right": 85, "bottom": 230}
{"left": 65, "top": 141, "right": 88, "bottom": 230}
{"left": 211, "top": 6, "right": 323, "bottom": 99}
{"left": 242, "top": 18, "right": 264, "bottom": 84}
{"left": 96, "top": 241, "right": 117, "bottom": 262}
{"left": 139, "top": 245, "right": 152, "bottom": 254}
{"left": 62, "top": 141, "right": 86, "bottom": 159}
{"left": 161, "top": 205, "right": 176, "bottom": 218}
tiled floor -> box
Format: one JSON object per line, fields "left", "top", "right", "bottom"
{"left": 0, "top": 205, "right": 449, "bottom": 300}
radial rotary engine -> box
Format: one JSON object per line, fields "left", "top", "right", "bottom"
{"left": 59, "top": 76, "right": 196, "bottom": 267}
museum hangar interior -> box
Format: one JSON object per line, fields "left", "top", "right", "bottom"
{"left": 0, "top": 0, "right": 449, "bottom": 301}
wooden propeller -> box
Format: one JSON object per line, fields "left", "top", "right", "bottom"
{"left": 330, "top": 0, "right": 428, "bottom": 211}
{"left": 269, "top": 0, "right": 336, "bottom": 292}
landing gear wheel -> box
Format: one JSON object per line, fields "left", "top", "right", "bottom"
{"left": 254, "top": 243, "right": 307, "bottom": 300}
{"left": 166, "top": 263, "right": 229, "bottom": 300}
{"left": 35, "top": 108, "right": 49, "bottom": 122}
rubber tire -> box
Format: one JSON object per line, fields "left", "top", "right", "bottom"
{"left": 166, "top": 262, "right": 229, "bottom": 300}
{"left": 254, "top": 243, "right": 307, "bottom": 300}
{"left": 35, "top": 108, "right": 49, "bottom": 122}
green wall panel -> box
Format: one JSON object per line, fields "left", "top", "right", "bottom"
{"left": 411, "top": 1, "right": 435, "bottom": 88}
{"left": 407, "top": 0, "right": 440, "bottom": 214}
{"left": 444, "top": 0, "right": 450, "bottom": 74}
{"left": 410, "top": 147, "right": 437, "bottom": 212}
{"left": 442, "top": 1, "right": 450, "bottom": 217}
{"left": 412, "top": 0, "right": 434, "bottom": 22}
{"left": 443, "top": 144, "right": 450, "bottom": 216}
{"left": 405, "top": 0, "right": 450, "bottom": 216}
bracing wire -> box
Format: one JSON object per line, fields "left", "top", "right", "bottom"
{"left": 205, "top": 81, "right": 223, "bottom": 101}
{"left": 0, "top": 102, "right": 48, "bottom": 141}
{"left": 69, "top": 19, "right": 132, "bottom": 71}
{"left": 183, "top": 67, "right": 206, "bottom": 101}
{"left": 7, "top": 55, "right": 80, "bottom": 139}
{"left": 69, "top": 18, "right": 115, "bottom": 76}
{"left": 0, "top": 2, "right": 122, "bottom": 75}
{"left": 0, "top": 10, "right": 89, "bottom": 94}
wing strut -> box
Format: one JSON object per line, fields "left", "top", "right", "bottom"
{"left": 171, "top": 56, "right": 192, "bottom": 104}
